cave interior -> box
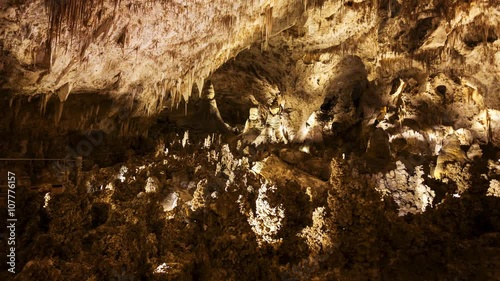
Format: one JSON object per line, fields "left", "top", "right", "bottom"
{"left": 0, "top": 0, "right": 500, "bottom": 280}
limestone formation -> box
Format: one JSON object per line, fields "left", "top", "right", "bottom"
{"left": 1, "top": 1, "right": 500, "bottom": 280}
{"left": 253, "top": 98, "right": 290, "bottom": 146}
{"left": 241, "top": 106, "right": 265, "bottom": 143}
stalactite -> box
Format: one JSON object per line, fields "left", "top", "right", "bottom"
{"left": 175, "top": 79, "right": 182, "bottom": 109}
{"left": 45, "top": 0, "right": 124, "bottom": 65}
{"left": 55, "top": 100, "right": 64, "bottom": 126}
{"left": 156, "top": 94, "right": 163, "bottom": 112}
{"left": 39, "top": 93, "right": 50, "bottom": 116}
{"left": 56, "top": 82, "right": 72, "bottom": 102}
{"left": 196, "top": 76, "right": 205, "bottom": 97}
{"left": 169, "top": 88, "right": 176, "bottom": 109}
{"left": 183, "top": 70, "right": 194, "bottom": 104}
{"left": 486, "top": 109, "right": 492, "bottom": 144}
{"left": 170, "top": 79, "right": 183, "bottom": 110}
{"left": 262, "top": 5, "right": 273, "bottom": 50}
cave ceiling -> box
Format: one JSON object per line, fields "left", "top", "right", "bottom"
{"left": 1, "top": 0, "right": 498, "bottom": 111}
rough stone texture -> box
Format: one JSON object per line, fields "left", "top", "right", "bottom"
{"left": 1, "top": 129, "right": 499, "bottom": 281}
{"left": 375, "top": 161, "right": 435, "bottom": 216}
{"left": 0, "top": 0, "right": 306, "bottom": 110}
{"left": 1, "top": 0, "right": 500, "bottom": 280}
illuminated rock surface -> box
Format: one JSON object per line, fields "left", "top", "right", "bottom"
{"left": 0, "top": 0, "right": 499, "bottom": 280}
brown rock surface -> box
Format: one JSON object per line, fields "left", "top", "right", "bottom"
{"left": 1, "top": 1, "right": 500, "bottom": 280}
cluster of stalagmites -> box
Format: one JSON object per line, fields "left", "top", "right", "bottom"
{"left": 8, "top": 119, "right": 499, "bottom": 280}
{"left": 15, "top": 72, "right": 497, "bottom": 279}
{"left": 177, "top": 65, "right": 500, "bottom": 219}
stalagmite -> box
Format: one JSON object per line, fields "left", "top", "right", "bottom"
{"left": 182, "top": 130, "right": 189, "bottom": 148}
{"left": 253, "top": 98, "right": 290, "bottom": 145}
{"left": 434, "top": 134, "right": 468, "bottom": 180}
{"left": 196, "top": 81, "right": 232, "bottom": 133}
{"left": 242, "top": 107, "right": 265, "bottom": 144}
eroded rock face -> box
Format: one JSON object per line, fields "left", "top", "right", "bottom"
{"left": 1, "top": 1, "right": 500, "bottom": 280}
